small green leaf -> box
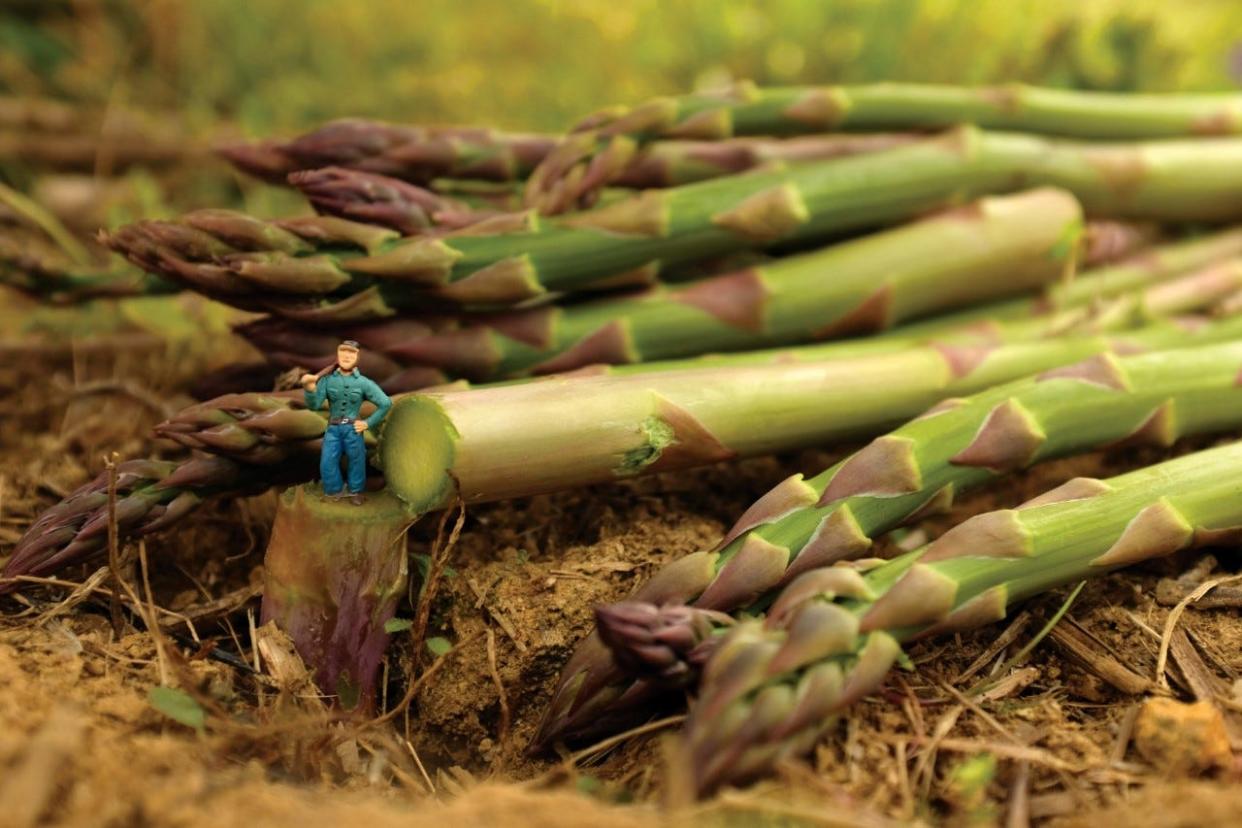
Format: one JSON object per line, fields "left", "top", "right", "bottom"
{"left": 412, "top": 553, "right": 431, "bottom": 580}
{"left": 384, "top": 617, "right": 413, "bottom": 633}
{"left": 576, "top": 775, "right": 602, "bottom": 794}
{"left": 426, "top": 636, "right": 452, "bottom": 656}
{"left": 147, "top": 686, "right": 206, "bottom": 732}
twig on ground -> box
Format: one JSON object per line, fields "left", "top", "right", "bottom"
{"left": 485, "top": 626, "right": 512, "bottom": 772}
{"left": 1048, "top": 618, "right": 1151, "bottom": 694}
{"left": 1156, "top": 574, "right": 1242, "bottom": 690}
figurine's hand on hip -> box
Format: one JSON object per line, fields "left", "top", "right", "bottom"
{"left": 354, "top": 420, "right": 368, "bottom": 434}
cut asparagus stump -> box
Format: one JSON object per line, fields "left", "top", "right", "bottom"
{"left": 240, "top": 187, "right": 1083, "bottom": 380}
{"left": 530, "top": 337, "right": 1242, "bottom": 749}
{"left": 527, "top": 81, "right": 1242, "bottom": 212}
{"left": 108, "top": 129, "right": 1242, "bottom": 321}
{"left": 678, "top": 440, "right": 1242, "bottom": 795}
{"left": 260, "top": 487, "right": 411, "bottom": 710}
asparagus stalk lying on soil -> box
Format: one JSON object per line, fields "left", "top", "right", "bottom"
{"left": 0, "top": 454, "right": 316, "bottom": 590}
{"left": 526, "top": 81, "right": 1242, "bottom": 212}
{"left": 378, "top": 316, "right": 1242, "bottom": 514}
{"left": 12, "top": 310, "right": 1242, "bottom": 590}
{"left": 109, "top": 129, "right": 1242, "bottom": 321}
{"left": 240, "top": 187, "right": 1082, "bottom": 380}
{"left": 676, "top": 440, "right": 1242, "bottom": 795}
{"left": 531, "top": 338, "right": 1242, "bottom": 748}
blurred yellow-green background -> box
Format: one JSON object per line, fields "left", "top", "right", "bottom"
{"left": 2, "top": 0, "right": 1241, "bottom": 226}
{"left": 7, "top": 0, "right": 1242, "bottom": 133}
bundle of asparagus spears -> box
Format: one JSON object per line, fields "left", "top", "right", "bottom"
{"left": 9, "top": 81, "right": 1242, "bottom": 798}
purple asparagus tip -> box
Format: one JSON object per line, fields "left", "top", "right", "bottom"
{"left": 595, "top": 601, "right": 732, "bottom": 684}
{"left": 288, "top": 167, "right": 469, "bottom": 235}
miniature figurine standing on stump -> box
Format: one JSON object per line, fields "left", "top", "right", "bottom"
{"left": 300, "top": 340, "right": 392, "bottom": 504}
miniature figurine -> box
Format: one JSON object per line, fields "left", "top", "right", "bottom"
{"left": 300, "top": 340, "right": 392, "bottom": 504}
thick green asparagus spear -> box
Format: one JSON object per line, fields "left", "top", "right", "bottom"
{"left": 107, "top": 129, "right": 1242, "bottom": 321}
{"left": 239, "top": 188, "right": 1081, "bottom": 380}
{"left": 379, "top": 317, "right": 1242, "bottom": 514}
{"left": 527, "top": 81, "right": 1242, "bottom": 212}
{"left": 679, "top": 440, "right": 1242, "bottom": 794}
{"left": 531, "top": 338, "right": 1242, "bottom": 748}
{"left": 12, "top": 309, "right": 1240, "bottom": 589}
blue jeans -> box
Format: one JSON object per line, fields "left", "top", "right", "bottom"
{"left": 321, "top": 422, "right": 367, "bottom": 495}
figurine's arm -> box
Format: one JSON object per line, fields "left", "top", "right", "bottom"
{"left": 303, "top": 374, "right": 328, "bottom": 411}
{"left": 361, "top": 379, "right": 392, "bottom": 431}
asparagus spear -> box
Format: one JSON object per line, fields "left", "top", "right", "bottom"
{"left": 531, "top": 337, "right": 1242, "bottom": 748}
{"left": 0, "top": 454, "right": 316, "bottom": 592}
{"left": 527, "top": 82, "right": 1242, "bottom": 212}
{"left": 241, "top": 246, "right": 1242, "bottom": 395}
{"left": 380, "top": 316, "right": 1242, "bottom": 514}
{"left": 897, "top": 227, "right": 1242, "bottom": 338}
{"left": 11, "top": 309, "right": 1239, "bottom": 590}
{"left": 679, "top": 440, "right": 1242, "bottom": 794}
{"left": 108, "top": 129, "right": 1242, "bottom": 320}
{"left": 220, "top": 117, "right": 914, "bottom": 187}
{"left": 0, "top": 250, "right": 177, "bottom": 303}
{"left": 287, "top": 167, "right": 494, "bottom": 235}
{"left": 219, "top": 120, "right": 558, "bottom": 184}
{"left": 239, "top": 188, "right": 1082, "bottom": 380}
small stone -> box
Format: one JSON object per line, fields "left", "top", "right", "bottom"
{"left": 1133, "top": 697, "right": 1232, "bottom": 774}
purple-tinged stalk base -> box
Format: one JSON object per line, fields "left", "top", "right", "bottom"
{"left": 260, "top": 485, "right": 412, "bottom": 710}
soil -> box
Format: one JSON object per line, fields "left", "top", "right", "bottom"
{"left": 3, "top": 345, "right": 1242, "bottom": 827}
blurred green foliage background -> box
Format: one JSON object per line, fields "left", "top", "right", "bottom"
{"left": 4, "top": 0, "right": 1241, "bottom": 134}
{"left": 1, "top": 0, "right": 1240, "bottom": 228}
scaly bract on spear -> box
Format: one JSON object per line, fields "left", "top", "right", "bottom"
{"left": 531, "top": 338, "right": 1242, "bottom": 749}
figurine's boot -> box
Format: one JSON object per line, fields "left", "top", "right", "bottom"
{"left": 351, "top": 493, "right": 366, "bottom": 506}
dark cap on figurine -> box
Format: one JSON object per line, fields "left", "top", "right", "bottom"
{"left": 339, "top": 340, "right": 360, "bottom": 351}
